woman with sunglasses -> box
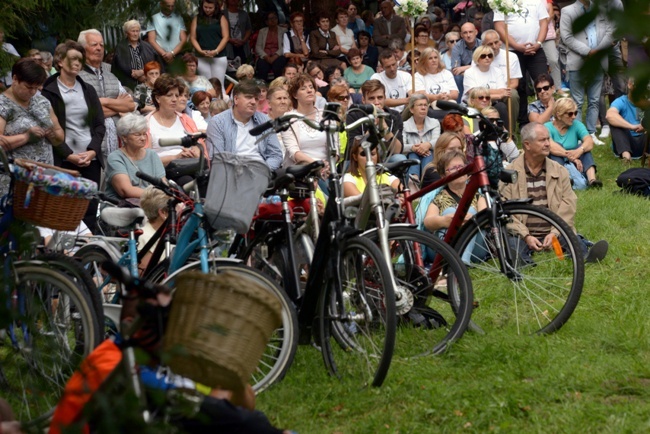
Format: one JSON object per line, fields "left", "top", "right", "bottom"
{"left": 442, "top": 32, "right": 460, "bottom": 70}
{"left": 343, "top": 137, "right": 400, "bottom": 197}
{"left": 464, "top": 86, "right": 492, "bottom": 134}
{"left": 545, "top": 98, "right": 602, "bottom": 189}
{"left": 462, "top": 45, "right": 510, "bottom": 129}
{"left": 528, "top": 73, "right": 556, "bottom": 124}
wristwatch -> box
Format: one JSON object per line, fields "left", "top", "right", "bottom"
{"left": 536, "top": 41, "right": 543, "bottom": 47}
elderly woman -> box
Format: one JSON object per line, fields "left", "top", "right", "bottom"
{"left": 267, "top": 86, "right": 291, "bottom": 153}
{"left": 309, "top": 14, "right": 343, "bottom": 70}
{"left": 255, "top": 11, "right": 288, "bottom": 81}
{"left": 343, "top": 48, "right": 374, "bottom": 91}
{"left": 179, "top": 53, "right": 216, "bottom": 98}
{"left": 441, "top": 32, "right": 460, "bottom": 70}
{"left": 545, "top": 98, "right": 603, "bottom": 189}
{"left": 137, "top": 186, "right": 171, "bottom": 271}
{"left": 281, "top": 73, "right": 329, "bottom": 166}
{"left": 105, "top": 113, "right": 165, "bottom": 202}
{"left": 190, "top": 0, "right": 229, "bottom": 86}
{"left": 41, "top": 40, "right": 105, "bottom": 232}
{"left": 0, "top": 58, "right": 64, "bottom": 196}
{"left": 332, "top": 8, "right": 357, "bottom": 56}
{"left": 402, "top": 94, "right": 441, "bottom": 179}
{"left": 147, "top": 74, "right": 203, "bottom": 166}
{"left": 133, "top": 61, "right": 161, "bottom": 114}
{"left": 112, "top": 19, "right": 160, "bottom": 90}
{"left": 283, "top": 12, "right": 310, "bottom": 70}
{"left": 414, "top": 47, "right": 459, "bottom": 112}
{"left": 462, "top": 45, "right": 510, "bottom": 128}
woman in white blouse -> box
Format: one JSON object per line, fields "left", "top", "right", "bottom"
{"left": 281, "top": 73, "right": 331, "bottom": 167}
{"left": 332, "top": 8, "right": 357, "bottom": 57}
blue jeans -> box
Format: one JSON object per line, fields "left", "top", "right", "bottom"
{"left": 550, "top": 151, "right": 596, "bottom": 179}
{"left": 569, "top": 70, "right": 604, "bottom": 134}
{"left": 406, "top": 152, "right": 433, "bottom": 179}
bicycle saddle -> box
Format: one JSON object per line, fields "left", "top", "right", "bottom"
{"left": 284, "top": 160, "right": 325, "bottom": 180}
{"left": 100, "top": 207, "right": 145, "bottom": 229}
{"left": 381, "top": 159, "right": 420, "bottom": 177}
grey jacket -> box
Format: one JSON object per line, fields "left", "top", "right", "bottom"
{"left": 560, "top": 0, "right": 614, "bottom": 71}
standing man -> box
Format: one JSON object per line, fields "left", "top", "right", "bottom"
{"left": 78, "top": 29, "right": 137, "bottom": 161}
{"left": 146, "top": 0, "right": 188, "bottom": 64}
{"left": 206, "top": 80, "right": 283, "bottom": 171}
{"left": 500, "top": 122, "right": 608, "bottom": 263}
{"left": 374, "top": 0, "right": 407, "bottom": 49}
{"left": 370, "top": 49, "right": 412, "bottom": 113}
{"left": 450, "top": 22, "right": 481, "bottom": 103}
{"left": 481, "top": 29, "right": 523, "bottom": 131}
{"left": 494, "top": 0, "right": 548, "bottom": 128}
{"left": 560, "top": 0, "right": 614, "bottom": 146}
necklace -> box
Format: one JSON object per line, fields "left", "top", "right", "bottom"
{"left": 155, "top": 112, "right": 177, "bottom": 127}
{"left": 295, "top": 109, "right": 321, "bottom": 138}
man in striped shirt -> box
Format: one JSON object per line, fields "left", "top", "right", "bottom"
{"left": 500, "top": 122, "right": 608, "bottom": 263}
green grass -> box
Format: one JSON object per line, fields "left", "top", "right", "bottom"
{"left": 257, "top": 139, "right": 650, "bottom": 433}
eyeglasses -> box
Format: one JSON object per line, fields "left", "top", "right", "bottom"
{"left": 564, "top": 111, "right": 578, "bottom": 117}
{"left": 448, "top": 39, "right": 459, "bottom": 43}
{"left": 335, "top": 94, "right": 350, "bottom": 101}
{"left": 487, "top": 118, "right": 500, "bottom": 122}
{"left": 359, "top": 150, "right": 377, "bottom": 158}
{"left": 479, "top": 53, "right": 494, "bottom": 60}
{"left": 445, "top": 164, "right": 465, "bottom": 173}
{"left": 476, "top": 95, "right": 491, "bottom": 101}
{"left": 535, "top": 85, "right": 551, "bottom": 93}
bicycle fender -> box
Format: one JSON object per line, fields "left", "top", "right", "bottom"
{"left": 360, "top": 223, "right": 418, "bottom": 239}
{"left": 503, "top": 198, "right": 533, "bottom": 205}
{"left": 74, "top": 241, "right": 123, "bottom": 264}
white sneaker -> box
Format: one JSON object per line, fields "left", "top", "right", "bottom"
{"left": 591, "top": 133, "right": 605, "bottom": 146}
{"left": 599, "top": 125, "right": 611, "bottom": 139}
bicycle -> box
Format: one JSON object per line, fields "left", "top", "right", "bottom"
{"left": 239, "top": 104, "right": 397, "bottom": 388}
{"left": 400, "top": 100, "right": 585, "bottom": 335}
{"left": 0, "top": 150, "right": 102, "bottom": 426}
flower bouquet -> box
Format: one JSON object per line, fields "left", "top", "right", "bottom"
{"left": 487, "top": 0, "right": 524, "bottom": 17}
{"left": 394, "top": 0, "right": 427, "bottom": 18}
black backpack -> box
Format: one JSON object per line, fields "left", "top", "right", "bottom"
{"left": 616, "top": 168, "right": 650, "bottom": 197}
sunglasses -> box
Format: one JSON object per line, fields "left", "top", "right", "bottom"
{"left": 448, "top": 39, "right": 459, "bottom": 43}
{"left": 335, "top": 94, "right": 350, "bottom": 101}
{"left": 359, "top": 150, "right": 377, "bottom": 157}
{"left": 479, "top": 53, "right": 494, "bottom": 60}
{"left": 445, "top": 164, "right": 465, "bottom": 173}
{"left": 564, "top": 111, "right": 578, "bottom": 117}
{"left": 476, "top": 95, "right": 491, "bottom": 101}
{"left": 536, "top": 85, "right": 551, "bottom": 93}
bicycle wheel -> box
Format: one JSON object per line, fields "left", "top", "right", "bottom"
{"left": 149, "top": 259, "right": 299, "bottom": 394}
{"left": 319, "top": 236, "right": 396, "bottom": 387}
{"left": 364, "top": 226, "right": 473, "bottom": 357}
{"left": 1, "top": 264, "right": 100, "bottom": 426}
{"left": 74, "top": 245, "right": 122, "bottom": 305}
{"left": 452, "top": 202, "right": 585, "bottom": 335}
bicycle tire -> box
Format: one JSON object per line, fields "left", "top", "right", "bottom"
{"left": 35, "top": 253, "right": 104, "bottom": 335}
{"left": 452, "top": 202, "right": 585, "bottom": 335}
{"left": 363, "top": 226, "right": 474, "bottom": 357}
{"left": 74, "top": 245, "right": 123, "bottom": 305}
{"left": 319, "top": 236, "right": 396, "bottom": 387}
{"left": 1, "top": 264, "right": 100, "bottom": 426}
{"left": 148, "top": 258, "right": 299, "bottom": 394}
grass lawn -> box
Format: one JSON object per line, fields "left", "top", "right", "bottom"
{"left": 257, "top": 137, "right": 650, "bottom": 433}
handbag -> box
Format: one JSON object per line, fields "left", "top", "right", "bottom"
{"left": 165, "top": 158, "right": 206, "bottom": 179}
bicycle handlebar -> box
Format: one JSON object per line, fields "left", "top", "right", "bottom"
{"left": 136, "top": 171, "right": 167, "bottom": 189}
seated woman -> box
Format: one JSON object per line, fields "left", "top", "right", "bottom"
{"left": 179, "top": 53, "right": 216, "bottom": 98}
{"left": 421, "top": 150, "right": 487, "bottom": 263}
{"left": 545, "top": 98, "right": 602, "bottom": 189}
{"left": 343, "top": 48, "right": 374, "bottom": 91}
{"left": 308, "top": 14, "right": 343, "bottom": 70}
{"left": 527, "top": 73, "right": 556, "bottom": 124}
{"left": 343, "top": 138, "right": 399, "bottom": 197}
{"left": 137, "top": 186, "right": 170, "bottom": 272}
{"left": 462, "top": 46, "right": 510, "bottom": 129}
{"left": 254, "top": 11, "right": 288, "bottom": 81}
{"left": 105, "top": 113, "right": 165, "bottom": 202}
{"left": 190, "top": 90, "right": 211, "bottom": 131}
{"left": 413, "top": 47, "right": 459, "bottom": 118}
{"left": 481, "top": 106, "right": 520, "bottom": 164}
{"left": 401, "top": 93, "right": 441, "bottom": 180}
{"left": 464, "top": 86, "right": 493, "bottom": 134}
{"left": 133, "top": 61, "right": 162, "bottom": 114}
{"left": 420, "top": 131, "right": 466, "bottom": 188}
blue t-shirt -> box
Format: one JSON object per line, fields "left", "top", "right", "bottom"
{"left": 344, "top": 65, "right": 375, "bottom": 90}
{"left": 105, "top": 149, "right": 166, "bottom": 200}
{"left": 610, "top": 95, "right": 643, "bottom": 137}
{"left": 544, "top": 120, "right": 589, "bottom": 151}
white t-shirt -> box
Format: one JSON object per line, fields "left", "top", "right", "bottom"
{"left": 414, "top": 69, "right": 458, "bottom": 104}
{"left": 493, "top": 0, "right": 549, "bottom": 46}
{"left": 235, "top": 118, "right": 265, "bottom": 162}
{"left": 149, "top": 116, "right": 186, "bottom": 158}
{"left": 462, "top": 66, "right": 507, "bottom": 102}
{"left": 473, "top": 49, "right": 523, "bottom": 80}
{"left": 371, "top": 70, "right": 412, "bottom": 112}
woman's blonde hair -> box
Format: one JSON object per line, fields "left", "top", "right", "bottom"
{"left": 269, "top": 76, "right": 289, "bottom": 89}
{"left": 553, "top": 97, "right": 577, "bottom": 119}
{"left": 140, "top": 187, "right": 169, "bottom": 221}
{"left": 209, "top": 99, "right": 229, "bottom": 116}
{"left": 472, "top": 45, "right": 495, "bottom": 64}
{"left": 481, "top": 106, "right": 499, "bottom": 117}
{"left": 416, "top": 47, "right": 443, "bottom": 75}
{"left": 236, "top": 64, "right": 254, "bottom": 80}
{"left": 429, "top": 132, "right": 466, "bottom": 174}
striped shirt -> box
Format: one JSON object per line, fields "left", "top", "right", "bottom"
{"left": 525, "top": 161, "right": 552, "bottom": 237}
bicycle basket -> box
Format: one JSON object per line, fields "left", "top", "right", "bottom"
{"left": 11, "top": 159, "right": 97, "bottom": 230}
{"left": 163, "top": 271, "right": 282, "bottom": 391}
{"left": 204, "top": 153, "right": 272, "bottom": 234}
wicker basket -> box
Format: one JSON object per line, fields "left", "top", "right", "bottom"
{"left": 163, "top": 271, "right": 283, "bottom": 391}
{"left": 11, "top": 159, "right": 95, "bottom": 231}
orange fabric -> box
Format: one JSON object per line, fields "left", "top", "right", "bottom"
{"left": 49, "top": 339, "right": 122, "bottom": 434}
